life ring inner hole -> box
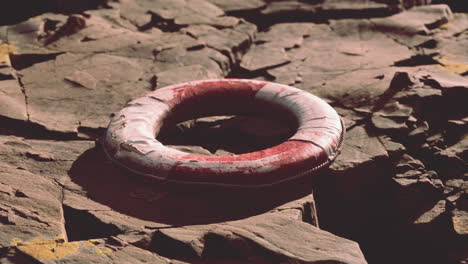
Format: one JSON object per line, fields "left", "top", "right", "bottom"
{"left": 155, "top": 90, "right": 300, "bottom": 155}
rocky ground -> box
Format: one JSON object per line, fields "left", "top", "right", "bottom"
{"left": 0, "top": 0, "right": 467, "bottom": 263}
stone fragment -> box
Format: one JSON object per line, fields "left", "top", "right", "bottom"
{"left": 393, "top": 176, "right": 442, "bottom": 206}
{"left": 83, "top": 1, "right": 137, "bottom": 30}
{"left": 207, "top": 0, "right": 266, "bottom": 12}
{"left": 333, "top": 107, "right": 367, "bottom": 129}
{"left": 44, "top": 14, "right": 87, "bottom": 45}
{"left": 64, "top": 70, "right": 97, "bottom": 89}
{"left": 413, "top": 199, "right": 446, "bottom": 225}
{"left": 371, "top": 115, "right": 408, "bottom": 131}
{"left": 445, "top": 179, "right": 465, "bottom": 191}
{"left": 194, "top": 21, "right": 257, "bottom": 63}
{"left": 118, "top": 0, "right": 154, "bottom": 28}
{"left": 260, "top": 0, "right": 320, "bottom": 15}
{"left": 426, "top": 132, "right": 444, "bottom": 146}
{"left": 395, "top": 154, "right": 426, "bottom": 173}
{"left": 399, "top": 86, "right": 443, "bottom": 100}
{"left": 392, "top": 154, "right": 445, "bottom": 220}
{"left": 330, "top": 126, "right": 388, "bottom": 173}
{"left": 436, "top": 138, "right": 468, "bottom": 166}
{"left": 448, "top": 118, "right": 468, "bottom": 130}
{"left": 321, "top": 0, "right": 390, "bottom": 17}
{"left": 240, "top": 43, "right": 290, "bottom": 71}
{"left": 407, "top": 122, "right": 429, "bottom": 141}
{"left": 378, "top": 101, "right": 413, "bottom": 118}
{"left": 323, "top": 0, "right": 388, "bottom": 10}
{"left": 256, "top": 23, "right": 317, "bottom": 49}
{"left": 154, "top": 64, "right": 220, "bottom": 88}
{"left": 272, "top": 194, "right": 319, "bottom": 227}
{"left": 378, "top": 135, "right": 406, "bottom": 157}
{"left": 417, "top": 68, "right": 468, "bottom": 91}
{"left": 370, "top": 5, "right": 454, "bottom": 45}
{"left": 267, "top": 60, "right": 302, "bottom": 85}
{"left": 25, "top": 150, "right": 57, "bottom": 162}
{"left": 451, "top": 208, "right": 468, "bottom": 236}
{"left": 0, "top": 79, "right": 27, "bottom": 121}
{"left": 154, "top": 46, "right": 231, "bottom": 77}
{"left": 0, "top": 42, "right": 28, "bottom": 122}
{"left": 371, "top": 100, "right": 413, "bottom": 132}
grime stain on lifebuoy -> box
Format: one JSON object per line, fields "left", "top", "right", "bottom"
{"left": 120, "top": 142, "right": 145, "bottom": 155}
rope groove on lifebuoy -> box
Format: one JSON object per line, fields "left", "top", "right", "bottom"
{"left": 103, "top": 79, "right": 345, "bottom": 188}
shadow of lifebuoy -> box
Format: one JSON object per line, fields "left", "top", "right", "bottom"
{"left": 68, "top": 144, "right": 317, "bottom": 226}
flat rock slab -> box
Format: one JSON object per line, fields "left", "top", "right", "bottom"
{"left": 0, "top": 79, "right": 27, "bottom": 122}
{"left": 18, "top": 52, "right": 147, "bottom": 134}
{"left": 0, "top": 162, "right": 64, "bottom": 247}
{"left": 330, "top": 126, "right": 388, "bottom": 173}
{"left": 240, "top": 44, "right": 290, "bottom": 71}
{"left": 153, "top": 213, "right": 366, "bottom": 264}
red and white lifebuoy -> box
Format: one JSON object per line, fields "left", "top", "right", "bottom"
{"left": 103, "top": 79, "right": 344, "bottom": 187}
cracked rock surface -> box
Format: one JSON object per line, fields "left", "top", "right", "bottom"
{"left": 0, "top": 1, "right": 467, "bottom": 264}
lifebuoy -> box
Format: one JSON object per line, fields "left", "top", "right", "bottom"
{"left": 103, "top": 79, "right": 345, "bottom": 187}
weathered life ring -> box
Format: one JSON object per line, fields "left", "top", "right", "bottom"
{"left": 103, "top": 79, "right": 345, "bottom": 188}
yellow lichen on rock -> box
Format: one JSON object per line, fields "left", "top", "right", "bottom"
{"left": 83, "top": 239, "right": 100, "bottom": 247}
{"left": 452, "top": 215, "right": 468, "bottom": 235}
{"left": 438, "top": 22, "right": 453, "bottom": 29}
{"left": 83, "top": 241, "right": 95, "bottom": 247}
{"left": 7, "top": 248, "right": 16, "bottom": 257}
{"left": 14, "top": 237, "right": 80, "bottom": 261}
{"left": 10, "top": 238, "right": 22, "bottom": 246}
{"left": 95, "top": 246, "right": 113, "bottom": 256}
{"left": 437, "top": 57, "right": 468, "bottom": 75}
{"left": 0, "top": 44, "right": 17, "bottom": 64}
{"left": 83, "top": 239, "right": 113, "bottom": 256}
